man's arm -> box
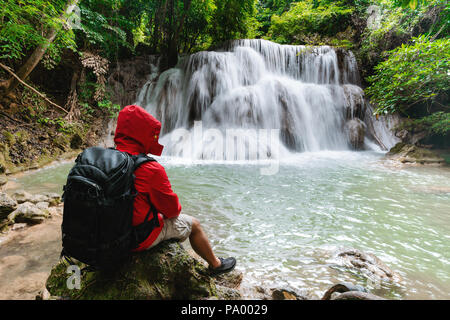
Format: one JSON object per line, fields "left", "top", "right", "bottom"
{"left": 147, "top": 163, "right": 182, "bottom": 219}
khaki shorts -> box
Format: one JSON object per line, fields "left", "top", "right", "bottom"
{"left": 147, "top": 214, "right": 194, "bottom": 249}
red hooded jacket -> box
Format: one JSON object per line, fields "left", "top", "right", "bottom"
{"left": 114, "top": 105, "right": 182, "bottom": 251}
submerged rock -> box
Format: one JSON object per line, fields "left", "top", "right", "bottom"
{"left": 386, "top": 143, "right": 445, "bottom": 165}
{"left": 44, "top": 240, "right": 242, "bottom": 300}
{"left": 322, "top": 283, "right": 385, "bottom": 300}
{"left": 271, "top": 287, "right": 310, "bottom": 300}
{"left": 336, "top": 248, "right": 402, "bottom": 283}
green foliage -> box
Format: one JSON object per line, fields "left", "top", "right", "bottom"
{"left": 366, "top": 36, "right": 449, "bottom": 117}
{"left": 394, "top": 0, "right": 427, "bottom": 10}
{"left": 78, "top": 79, "right": 119, "bottom": 118}
{"left": 255, "top": 0, "right": 296, "bottom": 36}
{"left": 0, "top": 0, "right": 76, "bottom": 66}
{"left": 267, "top": 0, "right": 354, "bottom": 45}
{"left": 37, "top": 117, "right": 77, "bottom": 134}
{"left": 405, "top": 112, "right": 450, "bottom": 136}
{"left": 98, "top": 99, "right": 121, "bottom": 118}
{"left": 76, "top": 0, "right": 134, "bottom": 59}
{"left": 358, "top": 0, "right": 448, "bottom": 78}
{"left": 210, "top": 0, "right": 257, "bottom": 44}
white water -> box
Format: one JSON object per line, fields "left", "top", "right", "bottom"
{"left": 136, "top": 39, "right": 398, "bottom": 159}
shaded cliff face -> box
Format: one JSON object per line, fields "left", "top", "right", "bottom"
{"left": 107, "top": 55, "right": 160, "bottom": 107}
{"left": 135, "top": 39, "right": 398, "bottom": 159}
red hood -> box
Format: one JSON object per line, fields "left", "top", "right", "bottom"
{"left": 114, "top": 105, "right": 164, "bottom": 156}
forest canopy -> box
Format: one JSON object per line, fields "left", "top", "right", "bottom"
{"left": 0, "top": 0, "right": 448, "bottom": 144}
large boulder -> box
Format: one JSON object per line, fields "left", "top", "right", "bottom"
{"left": 43, "top": 241, "right": 242, "bottom": 300}
{"left": 8, "top": 201, "right": 50, "bottom": 225}
{"left": 386, "top": 143, "right": 445, "bottom": 165}
{"left": 0, "top": 192, "right": 17, "bottom": 220}
{"left": 342, "top": 85, "right": 366, "bottom": 120}
{"left": 345, "top": 118, "right": 366, "bottom": 150}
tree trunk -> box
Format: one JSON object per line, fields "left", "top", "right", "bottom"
{"left": 160, "top": 0, "right": 192, "bottom": 71}
{"left": 0, "top": 0, "right": 80, "bottom": 98}
{"left": 65, "top": 67, "right": 81, "bottom": 121}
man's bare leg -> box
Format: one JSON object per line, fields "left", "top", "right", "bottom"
{"left": 189, "top": 218, "right": 221, "bottom": 268}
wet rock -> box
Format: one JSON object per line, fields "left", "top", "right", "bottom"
{"left": 343, "top": 85, "right": 366, "bottom": 120}
{"left": 214, "top": 269, "right": 243, "bottom": 290}
{"left": 44, "top": 240, "right": 242, "bottom": 300}
{"left": 386, "top": 143, "right": 445, "bottom": 165}
{"left": 0, "top": 192, "right": 17, "bottom": 219}
{"left": 336, "top": 248, "right": 402, "bottom": 283}
{"left": 345, "top": 118, "right": 366, "bottom": 150}
{"left": 271, "top": 287, "right": 309, "bottom": 300}
{"left": 8, "top": 202, "right": 50, "bottom": 225}
{"left": 323, "top": 283, "right": 386, "bottom": 300}
{"left": 321, "top": 282, "right": 369, "bottom": 300}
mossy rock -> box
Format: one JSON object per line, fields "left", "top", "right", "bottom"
{"left": 52, "top": 134, "right": 70, "bottom": 152}
{"left": 386, "top": 143, "right": 445, "bottom": 165}
{"left": 2, "top": 130, "right": 16, "bottom": 146}
{"left": 45, "top": 241, "right": 242, "bottom": 300}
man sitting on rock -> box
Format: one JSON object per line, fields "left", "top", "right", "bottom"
{"left": 114, "top": 105, "right": 236, "bottom": 276}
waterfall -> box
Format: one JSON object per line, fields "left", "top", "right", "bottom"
{"left": 136, "top": 39, "right": 397, "bottom": 160}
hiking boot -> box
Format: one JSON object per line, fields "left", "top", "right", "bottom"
{"left": 209, "top": 257, "right": 236, "bottom": 276}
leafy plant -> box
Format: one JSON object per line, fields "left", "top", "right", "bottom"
{"left": 366, "top": 35, "right": 449, "bottom": 116}
{"left": 0, "top": 0, "right": 76, "bottom": 66}
{"left": 98, "top": 99, "right": 121, "bottom": 118}
{"left": 267, "top": 0, "right": 354, "bottom": 45}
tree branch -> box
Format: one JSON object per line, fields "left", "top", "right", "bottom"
{"left": 0, "top": 62, "right": 68, "bottom": 114}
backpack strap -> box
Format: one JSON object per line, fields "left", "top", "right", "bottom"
{"left": 131, "top": 154, "right": 156, "bottom": 171}
{"left": 130, "top": 153, "right": 160, "bottom": 249}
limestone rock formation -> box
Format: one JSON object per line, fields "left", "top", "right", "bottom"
{"left": 8, "top": 201, "right": 50, "bottom": 225}
{"left": 386, "top": 143, "right": 445, "bottom": 165}
{"left": 345, "top": 118, "right": 366, "bottom": 150}
{"left": 0, "top": 192, "right": 17, "bottom": 219}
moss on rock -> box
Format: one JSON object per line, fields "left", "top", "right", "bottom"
{"left": 45, "top": 240, "right": 242, "bottom": 300}
{"left": 386, "top": 143, "right": 445, "bottom": 165}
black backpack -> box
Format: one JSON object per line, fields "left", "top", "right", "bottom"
{"left": 61, "top": 147, "right": 159, "bottom": 269}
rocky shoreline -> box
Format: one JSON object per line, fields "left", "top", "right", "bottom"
{"left": 384, "top": 143, "right": 447, "bottom": 166}
{"left": 1, "top": 142, "right": 447, "bottom": 300}
{"left": 1, "top": 189, "right": 405, "bottom": 301}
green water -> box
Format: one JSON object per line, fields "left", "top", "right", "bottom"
{"left": 5, "top": 151, "right": 450, "bottom": 299}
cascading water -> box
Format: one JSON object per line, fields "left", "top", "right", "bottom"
{"left": 136, "top": 39, "right": 398, "bottom": 160}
